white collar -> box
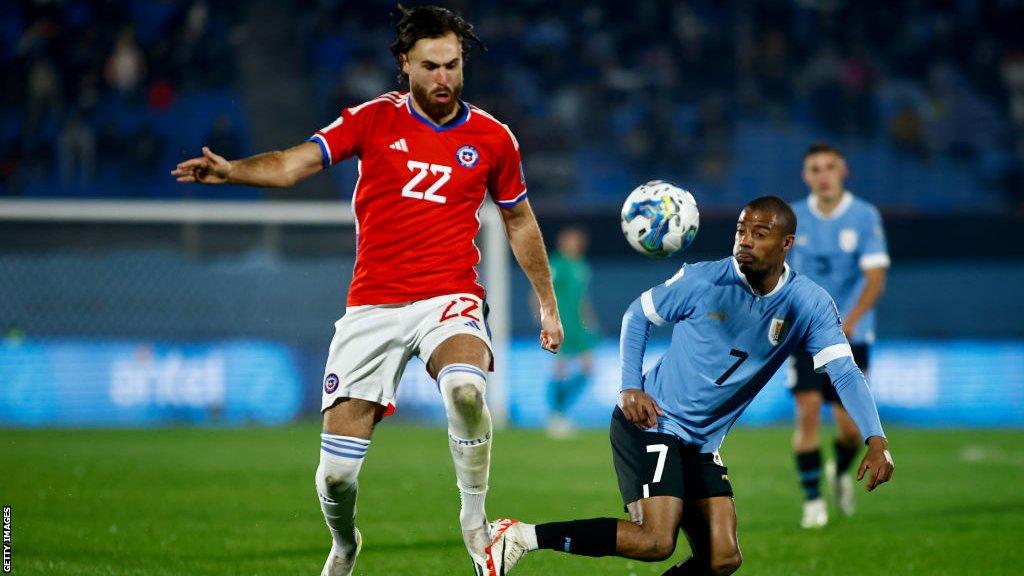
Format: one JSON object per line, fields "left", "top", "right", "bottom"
{"left": 808, "top": 191, "right": 853, "bottom": 220}
{"left": 732, "top": 257, "right": 791, "bottom": 297}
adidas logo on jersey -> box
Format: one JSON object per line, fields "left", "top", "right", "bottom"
{"left": 389, "top": 138, "right": 408, "bottom": 152}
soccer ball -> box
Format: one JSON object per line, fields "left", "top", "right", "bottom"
{"left": 620, "top": 180, "right": 700, "bottom": 258}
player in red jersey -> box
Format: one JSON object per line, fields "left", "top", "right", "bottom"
{"left": 172, "top": 6, "right": 563, "bottom": 576}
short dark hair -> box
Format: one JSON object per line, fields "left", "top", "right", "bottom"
{"left": 390, "top": 5, "right": 482, "bottom": 84}
{"left": 742, "top": 195, "right": 797, "bottom": 236}
{"left": 803, "top": 141, "right": 844, "bottom": 160}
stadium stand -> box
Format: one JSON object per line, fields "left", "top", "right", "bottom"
{"left": 1, "top": 0, "right": 1022, "bottom": 210}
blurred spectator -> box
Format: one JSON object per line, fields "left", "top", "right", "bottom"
{"left": 798, "top": 45, "right": 845, "bottom": 134}
{"left": 1, "top": 0, "right": 1022, "bottom": 210}
{"left": 694, "top": 95, "right": 732, "bottom": 185}
{"left": 25, "top": 56, "right": 60, "bottom": 134}
{"left": 889, "top": 103, "right": 928, "bottom": 159}
{"left": 58, "top": 111, "right": 96, "bottom": 189}
{"left": 105, "top": 26, "right": 146, "bottom": 95}
{"left": 147, "top": 78, "right": 176, "bottom": 111}
{"left": 1002, "top": 51, "right": 1024, "bottom": 130}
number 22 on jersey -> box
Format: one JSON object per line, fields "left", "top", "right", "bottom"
{"left": 402, "top": 160, "right": 451, "bottom": 204}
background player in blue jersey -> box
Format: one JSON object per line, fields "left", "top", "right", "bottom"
{"left": 788, "top": 143, "right": 890, "bottom": 528}
{"left": 485, "top": 197, "right": 894, "bottom": 576}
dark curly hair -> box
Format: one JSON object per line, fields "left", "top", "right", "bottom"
{"left": 390, "top": 4, "right": 483, "bottom": 85}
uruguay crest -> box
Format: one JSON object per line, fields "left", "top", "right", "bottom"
{"left": 768, "top": 317, "right": 788, "bottom": 346}
{"left": 839, "top": 228, "right": 858, "bottom": 252}
{"left": 456, "top": 145, "right": 480, "bottom": 168}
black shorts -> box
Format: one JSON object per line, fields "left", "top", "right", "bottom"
{"left": 788, "top": 344, "right": 870, "bottom": 403}
{"left": 610, "top": 406, "right": 733, "bottom": 507}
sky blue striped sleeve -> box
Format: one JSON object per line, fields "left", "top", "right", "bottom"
{"left": 859, "top": 205, "right": 890, "bottom": 269}
{"left": 803, "top": 291, "right": 852, "bottom": 368}
{"left": 619, "top": 297, "right": 654, "bottom": 391}
{"left": 645, "top": 265, "right": 698, "bottom": 325}
{"left": 824, "top": 355, "right": 885, "bottom": 442}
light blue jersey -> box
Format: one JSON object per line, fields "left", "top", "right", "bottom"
{"left": 789, "top": 193, "right": 889, "bottom": 344}
{"left": 620, "top": 257, "right": 884, "bottom": 452}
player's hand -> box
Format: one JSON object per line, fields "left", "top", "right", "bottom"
{"left": 857, "top": 436, "right": 895, "bottom": 491}
{"left": 539, "top": 305, "right": 563, "bottom": 354}
{"left": 619, "top": 389, "right": 664, "bottom": 429}
{"left": 171, "top": 146, "right": 231, "bottom": 184}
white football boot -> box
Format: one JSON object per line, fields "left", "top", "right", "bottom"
{"left": 320, "top": 528, "right": 361, "bottom": 576}
{"left": 486, "top": 519, "right": 530, "bottom": 575}
{"left": 546, "top": 414, "right": 575, "bottom": 440}
{"left": 827, "top": 460, "right": 856, "bottom": 516}
{"left": 800, "top": 498, "right": 828, "bottom": 529}
{"left": 464, "top": 518, "right": 492, "bottom": 576}
{"left": 470, "top": 553, "right": 488, "bottom": 576}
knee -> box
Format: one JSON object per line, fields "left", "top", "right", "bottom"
{"left": 636, "top": 529, "right": 676, "bottom": 562}
{"left": 316, "top": 451, "right": 363, "bottom": 496}
{"left": 448, "top": 381, "right": 484, "bottom": 415}
{"left": 439, "top": 367, "right": 490, "bottom": 438}
{"left": 711, "top": 548, "right": 742, "bottom": 575}
{"left": 796, "top": 406, "right": 821, "bottom": 428}
{"left": 319, "top": 465, "right": 356, "bottom": 492}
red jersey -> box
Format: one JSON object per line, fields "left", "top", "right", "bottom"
{"left": 309, "top": 91, "right": 528, "bottom": 306}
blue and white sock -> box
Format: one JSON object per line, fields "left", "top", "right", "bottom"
{"left": 316, "top": 433, "right": 370, "bottom": 554}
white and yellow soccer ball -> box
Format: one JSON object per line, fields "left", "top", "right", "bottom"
{"left": 620, "top": 180, "right": 700, "bottom": 258}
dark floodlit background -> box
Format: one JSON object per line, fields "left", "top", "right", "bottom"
{"left": 2, "top": 2, "right": 1024, "bottom": 575}
{"left": 1, "top": 0, "right": 1022, "bottom": 429}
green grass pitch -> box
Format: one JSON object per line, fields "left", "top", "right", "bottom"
{"left": 3, "top": 423, "right": 1023, "bottom": 575}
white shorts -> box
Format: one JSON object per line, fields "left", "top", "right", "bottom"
{"left": 320, "top": 293, "right": 492, "bottom": 414}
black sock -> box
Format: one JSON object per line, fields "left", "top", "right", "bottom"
{"left": 549, "top": 378, "right": 568, "bottom": 412}
{"left": 661, "top": 557, "right": 710, "bottom": 575}
{"left": 795, "top": 449, "right": 822, "bottom": 500}
{"left": 834, "top": 439, "right": 859, "bottom": 475}
{"left": 535, "top": 518, "right": 618, "bottom": 557}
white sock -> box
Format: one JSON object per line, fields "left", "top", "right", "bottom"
{"left": 451, "top": 434, "right": 491, "bottom": 558}
{"left": 316, "top": 433, "right": 369, "bottom": 554}
{"left": 452, "top": 437, "right": 490, "bottom": 532}
{"left": 438, "top": 364, "right": 493, "bottom": 553}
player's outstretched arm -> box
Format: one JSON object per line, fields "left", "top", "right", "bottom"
{"left": 857, "top": 436, "right": 895, "bottom": 491}
{"left": 171, "top": 141, "right": 324, "bottom": 188}
{"left": 499, "top": 199, "right": 563, "bottom": 353}
{"left": 825, "top": 356, "right": 894, "bottom": 490}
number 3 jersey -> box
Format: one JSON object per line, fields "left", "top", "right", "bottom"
{"left": 789, "top": 193, "right": 889, "bottom": 344}
{"left": 620, "top": 257, "right": 884, "bottom": 452}
{"left": 309, "top": 91, "right": 528, "bottom": 306}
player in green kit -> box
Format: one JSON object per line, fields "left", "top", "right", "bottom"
{"left": 544, "top": 227, "right": 599, "bottom": 437}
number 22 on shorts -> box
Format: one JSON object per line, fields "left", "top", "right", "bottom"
{"left": 439, "top": 296, "right": 481, "bottom": 323}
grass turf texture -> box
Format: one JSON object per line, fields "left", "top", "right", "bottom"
{"left": 3, "top": 424, "right": 1022, "bottom": 575}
